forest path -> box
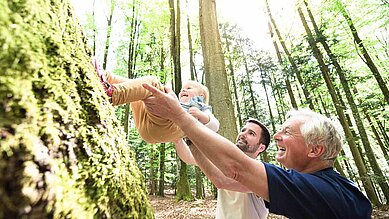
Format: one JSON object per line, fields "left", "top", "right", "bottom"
{"left": 149, "top": 194, "right": 389, "bottom": 218}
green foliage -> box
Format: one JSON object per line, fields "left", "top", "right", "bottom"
{"left": 0, "top": 0, "right": 153, "bottom": 218}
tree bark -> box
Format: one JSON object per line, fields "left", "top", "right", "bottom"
{"left": 222, "top": 26, "right": 243, "bottom": 128}
{"left": 337, "top": 0, "right": 389, "bottom": 104}
{"left": 103, "top": 0, "right": 115, "bottom": 69}
{"left": 268, "top": 21, "right": 298, "bottom": 110}
{"left": 199, "top": 0, "right": 238, "bottom": 141}
{"left": 186, "top": 4, "right": 197, "bottom": 81}
{"left": 158, "top": 143, "right": 166, "bottom": 196}
{"left": 297, "top": 5, "right": 380, "bottom": 205}
{"left": 195, "top": 167, "right": 204, "bottom": 199}
{"left": 303, "top": 0, "right": 389, "bottom": 202}
{"left": 176, "top": 160, "right": 192, "bottom": 200}
{"left": 170, "top": 0, "right": 191, "bottom": 201}
{"left": 0, "top": 0, "right": 153, "bottom": 217}
{"left": 265, "top": 0, "right": 314, "bottom": 110}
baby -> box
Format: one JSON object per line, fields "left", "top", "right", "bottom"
{"left": 93, "top": 58, "right": 219, "bottom": 143}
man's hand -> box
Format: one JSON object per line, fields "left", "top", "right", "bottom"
{"left": 142, "top": 83, "right": 186, "bottom": 122}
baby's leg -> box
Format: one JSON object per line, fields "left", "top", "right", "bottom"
{"left": 111, "top": 75, "right": 163, "bottom": 106}
{"left": 131, "top": 101, "right": 184, "bottom": 143}
{"left": 104, "top": 70, "right": 128, "bottom": 84}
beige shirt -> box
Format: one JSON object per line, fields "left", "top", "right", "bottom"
{"left": 216, "top": 189, "right": 268, "bottom": 219}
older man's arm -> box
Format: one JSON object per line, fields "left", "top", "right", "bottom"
{"left": 188, "top": 142, "right": 254, "bottom": 192}
{"left": 142, "top": 83, "right": 269, "bottom": 201}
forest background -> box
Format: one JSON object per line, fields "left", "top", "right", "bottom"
{"left": 1, "top": 0, "right": 387, "bottom": 218}
{"left": 70, "top": 0, "right": 389, "bottom": 209}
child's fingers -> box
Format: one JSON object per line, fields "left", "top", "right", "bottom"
{"left": 188, "top": 107, "right": 200, "bottom": 113}
{"left": 164, "top": 86, "right": 173, "bottom": 93}
{"left": 143, "top": 83, "right": 162, "bottom": 96}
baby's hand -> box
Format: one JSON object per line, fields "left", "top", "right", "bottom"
{"left": 188, "top": 107, "right": 209, "bottom": 124}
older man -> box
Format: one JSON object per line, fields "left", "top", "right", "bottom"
{"left": 142, "top": 84, "right": 372, "bottom": 218}
{"left": 174, "top": 118, "right": 270, "bottom": 218}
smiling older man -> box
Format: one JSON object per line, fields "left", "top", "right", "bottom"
{"left": 142, "top": 83, "right": 372, "bottom": 219}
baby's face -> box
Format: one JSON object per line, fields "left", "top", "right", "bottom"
{"left": 179, "top": 83, "right": 201, "bottom": 103}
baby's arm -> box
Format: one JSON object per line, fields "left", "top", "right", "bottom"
{"left": 188, "top": 107, "right": 219, "bottom": 132}
{"left": 172, "top": 139, "right": 197, "bottom": 165}
{"left": 187, "top": 107, "right": 209, "bottom": 124}
{"left": 204, "top": 113, "right": 219, "bottom": 132}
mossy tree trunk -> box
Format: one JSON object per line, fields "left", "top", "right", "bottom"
{"left": 0, "top": 0, "right": 154, "bottom": 218}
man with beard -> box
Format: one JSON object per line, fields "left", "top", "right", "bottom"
{"left": 173, "top": 119, "right": 270, "bottom": 219}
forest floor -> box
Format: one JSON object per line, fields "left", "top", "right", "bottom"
{"left": 150, "top": 192, "right": 389, "bottom": 219}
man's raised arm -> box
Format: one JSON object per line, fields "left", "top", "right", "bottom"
{"left": 142, "top": 83, "right": 269, "bottom": 201}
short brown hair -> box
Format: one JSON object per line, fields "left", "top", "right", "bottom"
{"left": 245, "top": 118, "right": 271, "bottom": 150}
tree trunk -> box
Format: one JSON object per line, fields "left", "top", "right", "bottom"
{"left": 195, "top": 167, "right": 204, "bottom": 199}
{"left": 297, "top": 5, "right": 380, "bottom": 206}
{"left": 303, "top": 0, "right": 389, "bottom": 202}
{"left": 376, "top": 119, "right": 389, "bottom": 149}
{"left": 363, "top": 109, "right": 389, "bottom": 167}
{"left": 176, "top": 160, "right": 193, "bottom": 201}
{"left": 186, "top": 5, "right": 197, "bottom": 81}
{"left": 267, "top": 69, "right": 286, "bottom": 124}
{"left": 169, "top": 0, "right": 177, "bottom": 79}
{"left": 222, "top": 28, "right": 243, "bottom": 128}
{"left": 123, "top": 104, "right": 130, "bottom": 137}
{"left": 268, "top": 21, "right": 298, "bottom": 110}
{"left": 149, "top": 146, "right": 156, "bottom": 195}
{"left": 103, "top": 0, "right": 115, "bottom": 69}
{"left": 334, "top": 160, "right": 347, "bottom": 177}
{"left": 199, "top": 0, "right": 238, "bottom": 141}
{"left": 174, "top": 0, "right": 182, "bottom": 92}
{"left": 92, "top": 0, "right": 97, "bottom": 56}
{"left": 243, "top": 56, "right": 259, "bottom": 118}
{"left": 127, "top": 0, "right": 140, "bottom": 79}
{"left": 259, "top": 69, "right": 272, "bottom": 162}
{"left": 260, "top": 69, "right": 276, "bottom": 135}
{"left": 158, "top": 143, "right": 166, "bottom": 196}
{"left": 0, "top": 0, "right": 153, "bottom": 217}
{"left": 123, "top": 0, "right": 140, "bottom": 138}
{"left": 337, "top": 0, "right": 389, "bottom": 104}
{"left": 265, "top": 0, "right": 314, "bottom": 110}
{"left": 170, "top": 0, "right": 191, "bottom": 201}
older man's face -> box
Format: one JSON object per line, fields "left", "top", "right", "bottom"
{"left": 273, "top": 116, "right": 311, "bottom": 171}
{"left": 236, "top": 122, "right": 263, "bottom": 155}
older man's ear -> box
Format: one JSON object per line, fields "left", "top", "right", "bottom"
{"left": 307, "top": 144, "right": 325, "bottom": 158}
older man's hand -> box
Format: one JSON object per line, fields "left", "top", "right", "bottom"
{"left": 142, "top": 83, "right": 186, "bottom": 122}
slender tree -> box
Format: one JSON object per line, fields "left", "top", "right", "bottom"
{"left": 158, "top": 143, "right": 166, "bottom": 196}
{"left": 242, "top": 50, "right": 259, "bottom": 118}
{"left": 297, "top": 4, "right": 380, "bottom": 205}
{"left": 303, "top": 0, "right": 389, "bottom": 202}
{"left": 92, "top": 0, "right": 97, "bottom": 55}
{"left": 268, "top": 22, "right": 297, "bottom": 110}
{"left": 221, "top": 24, "right": 244, "bottom": 127}
{"left": 169, "top": 0, "right": 192, "bottom": 201}
{"left": 335, "top": 0, "right": 389, "bottom": 104}
{"left": 186, "top": 0, "right": 197, "bottom": 81}
{"left": 149, "top": 145, "right": 157, "bottom": 195}
{"left": 103, "top": 0, "right": 116, "bottom": 69}
{"left": 265, "top": 0, "right": 314, "bottom": 110}
{"left": 123, "top": 0, "right": 141, "bottom": 137}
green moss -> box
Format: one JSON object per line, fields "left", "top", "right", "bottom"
{"left": 0, "top": 0, "right": 154, "bottom": 218}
